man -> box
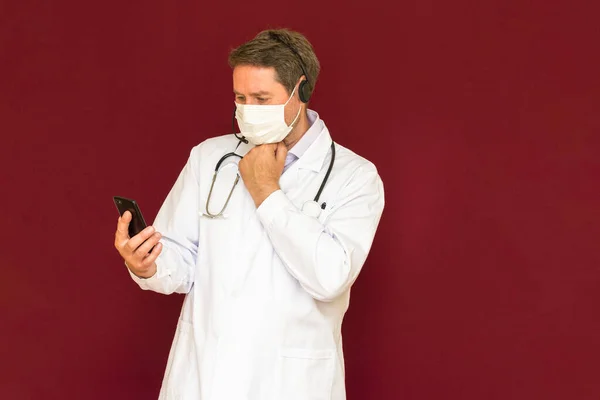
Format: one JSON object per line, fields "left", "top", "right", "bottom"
{"left": 114, "top": 28, "right": 384, "bottom": 400}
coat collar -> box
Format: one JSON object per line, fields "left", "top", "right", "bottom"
{"left": 291, "top": 121, "right": 332, "bottom": 172}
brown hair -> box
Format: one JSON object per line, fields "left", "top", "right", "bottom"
{"left": 228, "top": 29, "right": 321, "bottom": 99}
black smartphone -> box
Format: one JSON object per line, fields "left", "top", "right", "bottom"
{"left": 113, "top": 196, "right": 148, "bottom": 238}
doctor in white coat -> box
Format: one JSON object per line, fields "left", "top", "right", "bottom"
{"left": 114, "top": 28, "right": 384, "bottom": 400}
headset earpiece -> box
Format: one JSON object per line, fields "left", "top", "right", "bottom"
{"left": 298, "top": 79, "right": 311, "bottom": 103}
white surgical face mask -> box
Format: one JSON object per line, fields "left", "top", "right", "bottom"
{"left": 234, "top": 85, "right": 302, "bottom": 145}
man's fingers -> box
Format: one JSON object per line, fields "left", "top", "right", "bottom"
{"left": 114, "top": 211, "right": 132, "bottom": 249}
{"left": 126, "top": 225, "right": 156, "bottom": 252}
{"left": 116, "top": 211, "right": 131, "bottom": 237}
{"left": 141, "top": 242, "right": 163, "bottom": 268}
{"left": 134, "top": 232, "right": 162, "bottom": 258}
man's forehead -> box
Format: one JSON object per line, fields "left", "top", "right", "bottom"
{"left": 234, "top": 65, "right": 276, "bottom": 82}
{"left": 232, "top": 65, "right": 285, "bottom": 94}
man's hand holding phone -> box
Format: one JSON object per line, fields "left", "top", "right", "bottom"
{"left": 114, "top": 211, "right": 163, "bottom": 278}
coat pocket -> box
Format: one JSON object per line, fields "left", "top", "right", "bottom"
{"left": 275, "top": 348, "right": 335, "bottom": 400}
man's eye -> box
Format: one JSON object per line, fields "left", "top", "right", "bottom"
{"left": 236, "top": 96, "right": 245, "bottom": 102}
{"left": 257, "top": 98, "right": 268, "bottom": 102}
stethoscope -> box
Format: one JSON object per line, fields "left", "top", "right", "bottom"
{"left": 203, "top": 135, "right": 336, "bottom": 219}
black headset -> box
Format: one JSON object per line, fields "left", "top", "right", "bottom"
{"left": 269, "top": 32, "right": 312, "bottom": 103}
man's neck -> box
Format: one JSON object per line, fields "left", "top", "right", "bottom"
{"left": 283, "top": 108, "right": 309, "bottom": 150}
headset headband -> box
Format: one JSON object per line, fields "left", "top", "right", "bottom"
{"left": 269, "top": 32, "right": 312, "bottom": 103}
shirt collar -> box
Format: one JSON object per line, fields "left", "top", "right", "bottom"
{"left": 291, "top": 110, "right": 333, "bottom": 173}
{"left": 288, "top": 109, "right": 323, "bottom": 159}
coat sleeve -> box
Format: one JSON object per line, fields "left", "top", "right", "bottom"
{"left": 127, "top": 147, "right": 200, "bottom": 295}
{"left": 256, "top": 162, "right": 385, "bottom": 302}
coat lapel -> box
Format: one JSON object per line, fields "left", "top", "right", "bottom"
{"left": 279, "top": 125, "right": 333, "bottom": 203}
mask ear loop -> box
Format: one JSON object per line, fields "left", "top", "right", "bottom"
{"left": 284, "top": 83, "right": 299, "bottom": 106}
{"left": 285, "top": 81, "right": 304, "bottom": 129}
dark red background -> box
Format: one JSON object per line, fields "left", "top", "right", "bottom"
{"left": 2, "top": 0, "right": 599, "bottom": 399}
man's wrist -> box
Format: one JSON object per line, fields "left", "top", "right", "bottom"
{"left": 125, "top": 260, "right": 157, "bottom": 279}
{"left": 253, "top": 184, "right": 280, "bottom": 207}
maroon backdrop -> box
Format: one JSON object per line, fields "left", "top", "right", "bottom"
{"left": 2, "top": 0, "right": 599, "bottom": 399}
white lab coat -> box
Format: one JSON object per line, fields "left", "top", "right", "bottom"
{"left": 129, "top": 112, "right": 385, "bottom": 400}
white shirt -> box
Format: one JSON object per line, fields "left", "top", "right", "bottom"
{"left": 128, "top": 109, "right": 385, "bottom": 400}
{"left": 284, "top": 109, "right": 323, "bottom": 172}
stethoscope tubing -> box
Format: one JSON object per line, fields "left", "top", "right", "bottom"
{"left": 205, "top": 137, "right": 335, "bottom": 218}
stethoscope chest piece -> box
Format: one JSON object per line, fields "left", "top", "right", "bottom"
{"left": 302, "top": 200, "right": 322, "bottom": 218}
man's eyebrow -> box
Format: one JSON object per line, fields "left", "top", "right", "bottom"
{"left": 233, "top": 90, "right": 272, "bottom": 96}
